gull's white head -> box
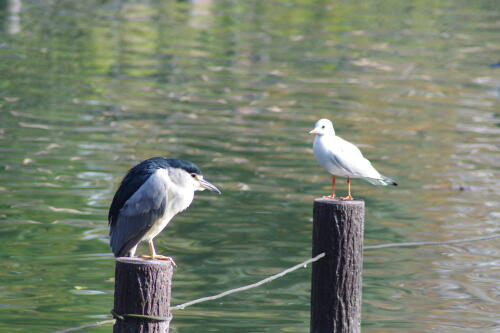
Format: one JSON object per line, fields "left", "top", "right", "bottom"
{"left": 308, "top": 119, "right": 335, "bottom": 136}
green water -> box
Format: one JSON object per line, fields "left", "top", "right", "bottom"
{"left": 0, "top": 0, "right": 499, "bottom": 332}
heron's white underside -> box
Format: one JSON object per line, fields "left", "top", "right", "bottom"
{"left": 140, "top": 168, "right": 195, "bottom": 241}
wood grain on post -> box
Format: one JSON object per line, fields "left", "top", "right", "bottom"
{"left": 310, "top": 198, "right": 365, "bottom": 333}
{"left": 113, "top": 258, "right": 173, "bottom": 333}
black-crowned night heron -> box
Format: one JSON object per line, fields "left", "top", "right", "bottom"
{"left": 309, "top": 119, "right": 397, "bottom": 200}
{"left": 108, "top": 157, "right": 220, "bottom": 264}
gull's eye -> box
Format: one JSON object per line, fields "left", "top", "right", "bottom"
{"left": 321, "top": 125, "right": 325, "bottom": 129}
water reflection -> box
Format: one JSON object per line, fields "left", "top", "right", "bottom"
{"left": 0, "top": 0, "right": 19, "bottom": 34}
{"left": 0, "top": 0, "right": 499, "bottom": 332}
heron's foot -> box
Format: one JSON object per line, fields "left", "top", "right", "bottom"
{"left": 140, "top": 254, "right": 177, "bottom": 267}
{"left": 340, "top": 195, "right": 353, "bottom": 200}
{"left": 322, "top": 194, "right": 336, "bottom": 199}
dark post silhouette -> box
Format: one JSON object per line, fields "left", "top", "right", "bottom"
{"left": 113, "top": 258, "right": 173, "bottom": 333}
{"left": 310, "top": 198, "right": 365, "bottom": 333}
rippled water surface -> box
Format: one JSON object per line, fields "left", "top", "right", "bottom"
{"left": 0, "top": 0, "right": 499, "bottom": 332}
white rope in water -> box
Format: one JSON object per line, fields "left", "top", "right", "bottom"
{"left": 170, "top": 252, "right": 325, "bottom": 310}
{"left": 53, "top": 233, "right": 500, "bottom": 332}
{"left": 364, "top": 234, "right": 500, "bottom": 250}
{"left": 53, "top": 320, "right": 115, "bottom": 333}
{"left": 170, "top": 234, "right": 500, "bottom": 310}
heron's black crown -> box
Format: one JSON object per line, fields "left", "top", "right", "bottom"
{"left": 162, "top": 158, "right": 202, "bottom": 175}
{"left": 108, "top": 157, "right": 202, "bottom": 229}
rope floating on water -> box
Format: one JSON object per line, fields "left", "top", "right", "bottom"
{"left": 364, "top": 234, "right": 500, "bottom": 250}
{"left": 170, "top": 234, "right": 500, "bottom": 310}
{"left": 53, "top": 320, "right": 114, "bottom": 333}
{"left": 53, "top": 233, "right": 500, "bottom": 333}
{"left": 171, "top": 252, "right": 326, "bottom": 310}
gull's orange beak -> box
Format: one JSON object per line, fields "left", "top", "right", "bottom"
{"left": 309, "top": 129, "right": 319, "bottom": 135}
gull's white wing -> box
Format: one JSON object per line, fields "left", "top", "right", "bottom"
{"left": 330, "top": 136, "right": 383, "bottom": 180}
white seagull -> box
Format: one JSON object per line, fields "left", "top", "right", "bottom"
{"left": 309, "top": 119, "right": 397, "bottom": 200}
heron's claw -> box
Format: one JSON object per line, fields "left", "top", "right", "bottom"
{"left": 140, "top": 254, "right": 177, "bottom": 267}
{"left": 340, "top": 195, "right": 353, "bottom": 201}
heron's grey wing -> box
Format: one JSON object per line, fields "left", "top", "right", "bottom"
{"left": 110, "top": 171, "right": 168, "bottom": 256}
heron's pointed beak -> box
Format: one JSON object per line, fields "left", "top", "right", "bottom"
{"left": 309, "top": 128, "right": 319, "bottom": 135}
{"left": 199, "top": 178, "right": 221, "bottom": 194}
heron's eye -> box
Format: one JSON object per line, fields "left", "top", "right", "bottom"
{"left": 191, "top": 173, "right": 197, "bottom": 178}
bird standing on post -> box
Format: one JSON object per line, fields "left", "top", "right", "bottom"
{"left": 309, "top": 119, "right": 397, "bottom": 200}
{"left": 108, "top": 157, "right": 221, "bottom": 264}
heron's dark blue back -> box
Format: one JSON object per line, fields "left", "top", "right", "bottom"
{"left": 108, "top": 157, "right": 201, "bottom": 230}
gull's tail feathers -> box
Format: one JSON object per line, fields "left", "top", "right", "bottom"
{"left": 364, "top": 175, "right": 398, "bottom": 186}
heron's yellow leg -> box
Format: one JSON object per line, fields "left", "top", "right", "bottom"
{"left": 140, "top": 240, "right": 177, "bottom": 266}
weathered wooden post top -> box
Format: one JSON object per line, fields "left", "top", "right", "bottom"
{"left": 113, "top": 257, "right": 174, "bottom": 333}
{"left": 310, "top": 198, "right": 365, "bottom": 333}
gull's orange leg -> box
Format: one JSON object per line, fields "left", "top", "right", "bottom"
{"left": 341, "top": 176, "right": 354, "bottom": 200}
{"left": 323, "top": 176, "right": 336, "bottom": 199}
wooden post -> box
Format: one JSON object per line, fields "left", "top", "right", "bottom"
{"left": 113, "top": 258, "right": 173, "bottom": 333}
{"left": 310, "top": 198, "right": 365, "bottom": 333}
